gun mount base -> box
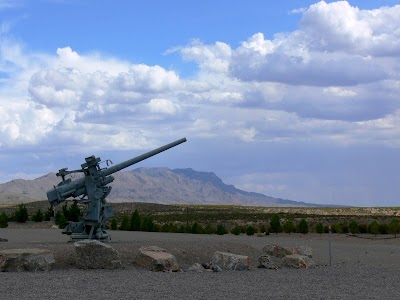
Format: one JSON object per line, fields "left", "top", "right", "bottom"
{"left": 63, "top": 221, "right": 110, "bottom": 241}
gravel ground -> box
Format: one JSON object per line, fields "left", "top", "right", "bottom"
{"left": 1, "top": 227, "right": 400, "bottom": 299}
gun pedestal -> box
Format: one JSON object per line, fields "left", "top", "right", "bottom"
{"left": 47, "top": 138, "right": 187, "bottom": 241}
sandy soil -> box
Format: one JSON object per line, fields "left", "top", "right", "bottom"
{"left": 1, "top": 227, "right": 400, "bottom": 299}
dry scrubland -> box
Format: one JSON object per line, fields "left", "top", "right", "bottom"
{"left": 1, "top": 225, "right": 400, "bottom": 299}
{"left": 1, "top": 203, "right": 400, "bottom": 299}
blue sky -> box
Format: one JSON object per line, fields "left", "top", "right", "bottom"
{"left": 1, "top": 0, "right": 400, "bottom": 206}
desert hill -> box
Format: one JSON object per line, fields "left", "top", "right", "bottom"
{"left": 0, "top": 167, "right": 317, "bottom": 207}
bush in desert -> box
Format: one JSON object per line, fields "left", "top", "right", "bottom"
{"left": 257, "top": 223, "right": 267, "bottom": 234}
{"left": 349, "top": 220, "right": 359, "bottom": 234}
{"left": 130, "top": 209, "right": 141, "bottom": 231}
{"left": 389, "top": 218, "right": 400, "bottom": 237}
{"left": 110, "top": 218, "right": 118, "bottom": 230}
{"left": 270, "top": 214, "right": 282, "bottom": 234}
{"left": 141, "top": 216, "right": 156, "bottom": 232}
{"left": 368, "top": 220, "right": 379, "bottom": 236}
{"left": 378, "top": 223, "right": 389, "bottom": 234}
{"left": 68, "top": 201, "right": 81, "bottom": 222}
{"left": 315, "top": 223, "right": 324, "bottom": 234}
{"left": 55, "top": 210, "right": 67, "bottom": 229}
{"left": 44, "top": 206, "right": 53, "bottom": 221}
{"left": 358, "top": 223, "right": 367, "bottom": 234}
{"left": 0, "top": 211, "right": 8, "bottom": 228}
{"left": 203, "top": 224, "right": 216, "bottom": 234}
{"left": 283, "top": 219, "right": 295, "bottom": 234}
{"left": 231, "top": 225, "right": 242, "bottom": 235}
{"left": 245, "top": 225, "right": 256, "bottom": 236}
{"left": 191, "top": 222, "right": 204, "bottom": 234}
{"left": 216, "top": 224, "right": 227, "bottom": 235}
{"left": 14, "top": 203, "right": 28, "bottom": 223}
{"left": 119, "top": 216, "right": 130, "bottom": 231}
{"left": 32, "top": 209, "right": 44, "bottom": 222}
{"left": 298, "top": 219, "right": 309, "bottom": 234}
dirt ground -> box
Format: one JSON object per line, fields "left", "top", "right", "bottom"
{"left": 1, "top": 225, "right": 400, "bottom": 299}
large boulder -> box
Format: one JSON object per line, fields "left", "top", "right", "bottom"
{"left": 0, "top": 248, "right": 55, "bottom": 272}
{"left": 282, "top": 254, "right": 315, "bottom": 269}
{"left": 74, "top": 240, "right": 121, "bottom": 269}
{"left": 258, "top": 244, "right": 315, "bottom": 269}
{"left": 135, "top": 246, "right": 180, "bottom": 272}
{"left": 212, "top": 251, "right": 250, "bottom": 271}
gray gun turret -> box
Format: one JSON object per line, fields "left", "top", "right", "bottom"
{"left": 46, "top": 137, "right": 187, "bottom": 240}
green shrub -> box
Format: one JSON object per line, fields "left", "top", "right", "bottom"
{"left": 349, "top": 220, "right": 359, "bottom": 234}
{"left": 68, "top": 201, "right": 81, "bottom": 222}
{"left": 191, "top": 222, "right": 203, "bottom": 234}
{"left": 141, "top": 216, "right": 156, "bottom": 232}
{"left": 55, "top": 210, "right": 67, "bottom": 229}
{"left": 358, "top": 224, "right": 367, "bottom": 234}
{"left": 0, "top": 211, "right": 9, "bottom": 228}
{"left": 340, "top": 222, "right": 349, "bottom": 234}
{"left": 119, "top": 216, "right": 130, "bottom": 231}
{"left": 245, "top": 225, "right": 256, "bottom": 236}
{"left": 231, "top": 225, "right": 242, "bottom": 235}
{"left": 216, "top": 224, "right": 227, "bottom": 235}
{"left": 32, "top": 209, "right": 44, "bottom": 222}
{"left": 368, "top": 220, "right": 379, "bottom": 235}
{"left": 297, "top": 219, "right": 309, "bottom": 234}
{"left": 44, "top": 206, "right": 53, "bottom": 221}
{"left": 315, "top": 223, "right": 324, "bottom": 234}
{"left": 378, "top": 223, "right": 389, "bottom": 234}
{"left": 270, "top": 214, "right": 282, "bottom": 234}
{"left": 61, "top": 203, "right": 70, "bottom": 221}
{"left": 110, "top": 218, "right": 118, "bottom": 230}
{"left": 14, "top": 204, "right": 28, "bottom": 223}
{"left": 203, "top": 224, "right": 215, "bottom": 234}
{"left": 257, "top": 224, "right": 267, "bottom": 233}
{"left": 130, "top": 209, "right": 141, "bottom": 231}
{"left": 389, "top": 218, "right": 400, "bottom": 237}
{"left": 283, "top": 219, "right": 295, "bottom": 234}
{"left": 331, "top": 223, "right": 342, "bottom": 233}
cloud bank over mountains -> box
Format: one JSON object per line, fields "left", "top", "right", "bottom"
{"left": 0, "top": 1, "right": 399, "bottom": 206}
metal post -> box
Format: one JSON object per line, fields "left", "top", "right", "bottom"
{"left": 328, "top": 225, "right": 332, "bottom": 266}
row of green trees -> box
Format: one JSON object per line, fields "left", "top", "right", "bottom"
{"left": 269, "top": 215, "right": 309, "bottom": 234}
{"left": 2, "top": 204, "right": 400, "bottom": 238}
{"left": 0, "top": 204, "right": 54, "bottom": 227}
{"left": 315, "top": 219, "right": 400, "bottom": 236}
{"left": 0, "top": 202, "right": 82, "bottom": 229}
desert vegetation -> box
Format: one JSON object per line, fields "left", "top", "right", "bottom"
{"left": 1, "top": 200, "right": 399, "bottom": 237}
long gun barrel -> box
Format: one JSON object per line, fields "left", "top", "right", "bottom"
{"left": 103, "top": 137, "right": 187, "bottom": 176}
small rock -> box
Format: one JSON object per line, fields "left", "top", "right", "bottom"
{"left": 0, "top": 238, "right": 8, "bottom": 242}
{"left": 187, "top": 263, "right": 205, "bottom": 272}
{"left": 135, "top": 246, "right": 179, "bottom": 272}
{"left": 212, "top": 264, "right": 222, "bottom": 272}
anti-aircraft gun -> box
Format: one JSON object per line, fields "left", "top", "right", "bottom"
{"left": 46, "top": 137, "right": 187, "bottom": 240}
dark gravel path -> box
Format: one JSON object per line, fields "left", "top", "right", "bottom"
{"left": 1, "top": 228, "right": 400, "bottom": 299}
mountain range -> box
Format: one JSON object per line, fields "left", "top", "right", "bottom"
{"left": 0, "top": 167, "right": 318, "bottom": 207}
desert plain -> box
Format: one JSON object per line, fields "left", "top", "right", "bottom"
{"left": 1, "top": 223, "right": 400, "bottom": 300}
